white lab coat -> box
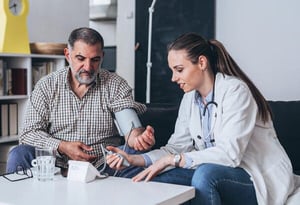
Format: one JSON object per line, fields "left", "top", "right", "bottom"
{"left": 146, "top": 73, "right": 296, "bottom": 205}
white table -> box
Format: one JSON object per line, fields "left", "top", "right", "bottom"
{"left": 0, "top": 175, "right": 195, "bottom": 205}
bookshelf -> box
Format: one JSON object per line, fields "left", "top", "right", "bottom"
{"left": 0, "top": 53, "right": 65, "bottom": 143}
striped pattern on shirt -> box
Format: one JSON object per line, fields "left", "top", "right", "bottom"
{"left": 20, "top": 67, "right": 146, "bottom": 168}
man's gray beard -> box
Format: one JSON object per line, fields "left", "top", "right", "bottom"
{"left": 75, "top": 69, "right": 97, "bottom": 85}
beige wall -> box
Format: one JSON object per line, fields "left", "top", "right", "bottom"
{"left": 27, "top": 0, "right": 89, "bottom": 43}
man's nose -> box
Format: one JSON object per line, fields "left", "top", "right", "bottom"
{"left": 84, "top": 59, "right": 93, "bottom": 70}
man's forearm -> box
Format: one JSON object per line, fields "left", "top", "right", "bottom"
{"left": 20, "top": 129, "right": 60, "bottom": 150}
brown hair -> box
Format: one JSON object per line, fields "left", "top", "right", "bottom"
{"left": 168, "top": 33, "right": 272, "bottom": 122}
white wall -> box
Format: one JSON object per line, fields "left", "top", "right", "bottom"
{"left": 27, "top": 0, "right": 89, "bottom": 43}
{"left": 116, "top": 0, "right": 136, "bottom": 89}
{"left": 100, "top": 1, "right": 300, "bottom": 101}
{"left": 90, "top": 21, "right": 116, "bottom": 46}
{"left": 89, "top": 0, "right": 117, "bottom": 46}
{"left": 88, "top": 1, "right": 135, "bottom": 90}
{"left": 26, "top": 1, "right": 300, "bottom": 100}
{"left": 216, "top": 0, "right": 300, "bottom": 100}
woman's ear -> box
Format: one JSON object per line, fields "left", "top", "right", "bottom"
{"left": 198, "top": 55, "right": 208, "bottom": 71}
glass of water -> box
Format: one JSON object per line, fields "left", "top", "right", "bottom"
{"left": 31, "top": 147, "right": 56, "bottom": 181}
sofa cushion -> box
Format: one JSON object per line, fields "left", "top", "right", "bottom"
{"left": 140, "top": 103, "right": 179, "bottom": 149}
{"left": 268, "top": 101, "right": 300, "bottom": 174}
{"left": 141, "top": 101, "right": 300, "bottom": 175}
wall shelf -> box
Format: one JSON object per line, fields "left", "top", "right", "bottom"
{"left": 0, "top": 53, "right": 65, "bottom": 143}
{"left": 0, "top": 135, "right": 19, "bottom": 143}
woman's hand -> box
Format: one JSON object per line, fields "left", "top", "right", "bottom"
{"left": 105, "top": 146, "right": 129, "bottom": 170}
{"left": 132, "top": 154, "right": 173, "bottom": 182}
{"left": 105, "top": 146, "right": 148, "bottom": 170}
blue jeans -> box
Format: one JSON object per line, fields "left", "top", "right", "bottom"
{"left": 6, "top": 144, "right": 35, "bottom": 173}
{"left": 151, "top": 163, "right": 258, "bottom": 205}
{"left": 152, "top": 167, "right": 195, "bottom": 186}
{"left": 6, "top": 144, "right": 144, "bottom": 178}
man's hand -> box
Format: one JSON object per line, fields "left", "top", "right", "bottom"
{"left": 128, "top": 125, "right": 155, "bottom": 151}
{"left": 58, "top": 141, "right": 97, "bottom": 162}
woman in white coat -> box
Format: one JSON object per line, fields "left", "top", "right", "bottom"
{"left": 106, "top": 33, "right": 295, "bottom": 205}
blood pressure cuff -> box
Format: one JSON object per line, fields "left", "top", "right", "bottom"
{"left": 114, "top": 108, "right": 142, "bottom": 136}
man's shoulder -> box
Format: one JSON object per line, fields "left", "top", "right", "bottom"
{"left": 36, "top": 68, "right": 67, "bottom": 87}
{"left": 99, "top": 69, "right": 121, "bottom": 78}
{"left": 98, "top": 69, "right": 126, "bottom": 84}
{"left": 49, "top": 67, "right": 66, "bottom": 77}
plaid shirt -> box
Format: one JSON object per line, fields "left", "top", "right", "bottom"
{"left": 20, "top": 67, "right": 146, "bottom": 168}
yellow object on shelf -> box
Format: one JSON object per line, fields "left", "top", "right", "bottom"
{"left": 0, "top": 0, "right": 30, "bottom": 54}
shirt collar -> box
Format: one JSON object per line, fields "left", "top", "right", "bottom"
{"left": 194, "top": 90, "right": 213, "bottom": 106}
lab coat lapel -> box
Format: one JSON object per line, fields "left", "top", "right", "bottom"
{"left": 212, "top": 73, "right": 226, "bottom": 139}
{"left": 210, "top": 103, "right": 217, "bottom": 134}
{"left": 189, "top": 93, "right": 202, "bottom": 137}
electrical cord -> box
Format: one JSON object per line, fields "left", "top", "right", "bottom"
{"left": 100, "top": 122, "right": 135, "bottom": 177}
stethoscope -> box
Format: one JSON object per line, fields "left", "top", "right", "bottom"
{"left": 202, "top": 84, "right": 218, "bottom": 117}
{"left": 198, "top": 79, "right": 218, "bottom": 147}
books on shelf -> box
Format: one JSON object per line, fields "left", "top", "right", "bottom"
{"left": 0, "top": 59, "right": 4, "bottom": 96}
{"left": 11, "top": 68, "right": 27, "bottom": 95}
{"left": 0, "top": 55, "right": 65, "bottom": 144}
{"left": 1, "top": 104, "right": 8, "bottom": 136}
{"left": 5, "top": 67, "right": 27, "bottom": 95}
{"left": 0, "top": 59, "right": 57, "bottom": 96}
{"left": 32, "top": 61, "right": 56, "bottom": 88}
{"left": 5, "top": 68, "right": 12, "bottom": 95}
{"left": 8, "top": 103, "right": 18, "bottom": 136}
{"left": 0, "top": 103, "right": 18, "bottom": 137}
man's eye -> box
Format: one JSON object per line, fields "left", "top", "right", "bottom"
{"left": 76, "top": 57, "right": 84, "bottom": 61}
{"left": 91, "top": 58, "right": 101, "bottom": 63}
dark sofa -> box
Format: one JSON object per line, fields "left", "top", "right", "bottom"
{"left": 140, "top": 101, "right": 300, "bottom": 175}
